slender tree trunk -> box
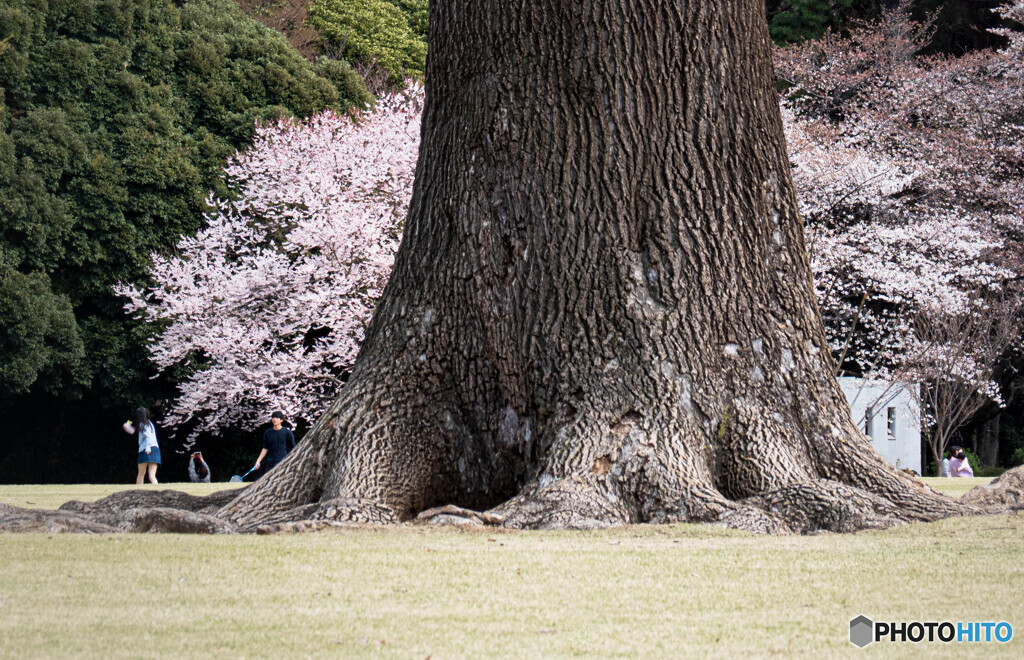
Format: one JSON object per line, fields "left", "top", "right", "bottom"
{"left": 976, "top": 416, "right": 999, "bottom": 467}
{"left": 931, "top": 434, "right": 946, "bottom": 477}
{"left": 214, "top": 0, "right": 966, "bottom": 534}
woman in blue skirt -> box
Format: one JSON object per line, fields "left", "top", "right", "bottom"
{"left": 123, "top": 407, "right": 160, "bottom": 485}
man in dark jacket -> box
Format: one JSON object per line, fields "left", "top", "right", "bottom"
{"left": 254, "top": 410, "right": 296, "bottom": 474}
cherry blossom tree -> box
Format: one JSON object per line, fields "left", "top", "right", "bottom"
{"left": 776, "top": 0, "right": 1024, "bottom": 450}
{"left": 117, "top": 87, "right": 423, "bottom": 438}
{"left": 904, "top": 294, "right": 1021, "bottom": 474}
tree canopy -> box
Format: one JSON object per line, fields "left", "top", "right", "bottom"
{"left": 0, "top": 0, "right": 370, "bottom": 400}
{"left": 307, "top": 0, "right": 428, "bottom": 87}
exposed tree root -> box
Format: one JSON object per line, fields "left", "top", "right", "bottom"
{"left": 741, "top": 480, "right": 927, "bottom": 534}
{"left": 311, "top": 497, "right": 399, "bottom": 524}
{"left": 50, "top": 488, "right": 244, "bottom": 533}
{"left": 960, "top": 467, "right": 1024, "bottom": 512}
{"left": 2, "top": 466, "right": 1018, "bottom": 536}
{"left": 58, "top": 487, "right": 242, "bottom": 517}
{"left": 416, "top": 504, "right": 505, "bottom": 526}
{"left": 0, "top": 503, "right": 120, "bottom": 534}
{"left": 255, "top": 520, "right": 362, "bottom": 535}
{"left": 715, "top": 506, "right": 795, "bottom": 535}
{"left": 491, "top": 476, "right": 635, "bottom": 530}
{"left": 0, "top": 501, "right": 235, "bottom": 534}
{"left": 233, "top": 497, "right": 398, "bottom": 533}
{"left": 117, "top": 508, "right": 236, "bottom": 534}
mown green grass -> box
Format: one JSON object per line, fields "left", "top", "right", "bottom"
{"left": 923, "top": 477, "right": 994, "bottom": 499}
{"left": 0, "top": 480, "right": 1020, "bottom": 659}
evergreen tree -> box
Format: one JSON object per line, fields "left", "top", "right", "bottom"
{"left": 769, "top": 0, "right": 856, "bottom": 43}
{"left": 307, "top": 0, "right": 428, "bottom": 86}
{"left": 0, "top": 0, "right": 367, "bottom": 482}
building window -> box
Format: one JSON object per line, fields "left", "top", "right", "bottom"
{"left": 865, "top": 406, "right": 873, "bottom": 436}
{"left": 887, "top": 407, "right": 896, "bottom": 438}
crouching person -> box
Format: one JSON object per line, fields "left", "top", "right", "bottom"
{"left": 189, "top": 452, "right": 211, "bottom": 483}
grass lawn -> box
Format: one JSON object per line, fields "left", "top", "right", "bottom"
{"left": 0, "top": 482, "right": 246, "bottom": 510}
{"left": 0, "top": 479, "right": 1021, "bottom": 658}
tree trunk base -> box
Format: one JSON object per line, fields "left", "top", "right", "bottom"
{"left": 3, "top": 467, "right": 1020, "bottom": 535}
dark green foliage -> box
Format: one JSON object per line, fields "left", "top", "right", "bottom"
{"left": 0, "top": 259, "right": 86, "bottom": 397}
{"left": 766, "top": 0, "right": 1016, "bottom": 50}
{"left": 768, "top": 0, "right": 857, "bottom": 43}
{"left": 388, "top": 0, "right": 428, "bottom": 39}
{"left": 0, "top": 0, "right": 357, "bottom": 392}
{"left": 312, "top": 56, "right": 374, "bottom": 108}
{"left": 999, "top": 405, "right": 1024, "bottom": 467}
{"left": 0, "top": 0, "right": 362, "bottom": 481}
{"left": 307, "top": 0, "right": 427, "bottom": 85}
{"left": 912, "top": 0, "right": 1012, "bottom": 54}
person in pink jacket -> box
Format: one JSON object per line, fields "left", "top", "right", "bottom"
{"left": 948, "top": 446, "right": 974, "bottom": 478}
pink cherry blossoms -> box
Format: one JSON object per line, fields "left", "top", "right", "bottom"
{"left": 776, "top": 0, "right": 1024, "bottom": 407}
{"left": 117, "top": 86, "right": 423, "bottom": 436}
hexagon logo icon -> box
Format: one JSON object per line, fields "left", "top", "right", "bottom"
{"left": 850, "top": 615, "right": 874, "bottom": 648}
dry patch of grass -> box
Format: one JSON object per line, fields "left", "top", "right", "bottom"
{"left": 0, "top": 478, "right": 1020, "bottom": 658}
{"left": 0, "top": 516, "right": 1021, "bottom": 658}
{"left": 0, "top": 482, "right": 244, "bottom": 510}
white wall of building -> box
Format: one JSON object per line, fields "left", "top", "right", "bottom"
{"left": 838, "top": 377, "right": 921, "bottom": 474}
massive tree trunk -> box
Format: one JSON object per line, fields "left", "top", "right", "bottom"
{"left": 215, "top": 0, "right": 967, "bottom": 534}
{"left": 3, "top": 0, "right": 1020, "bottom": 538}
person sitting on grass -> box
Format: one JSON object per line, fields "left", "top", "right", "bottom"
{"left": 189, "top": 452, "right": 211, "bottom": 483}
{"left": 948, "top": 446, "right": 974, "bottom": 478}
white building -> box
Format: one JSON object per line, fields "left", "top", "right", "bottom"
{"left": 838, "top": 377, "right": 921, "bottom": 474}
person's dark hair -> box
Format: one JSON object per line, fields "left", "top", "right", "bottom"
{"left": 271, "top": 410, "right": 285, "bottom": 421}
{"left": 950, "top": 445, "right": 962, "bottom": 454}
{"left": 192, "top": 453, "right": 209, "bottom": 480}
{"left": 134, "top": 407, "right": 150, "bottom": 429}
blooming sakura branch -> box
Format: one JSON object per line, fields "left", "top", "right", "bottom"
{"left": 117, "top": 87, "right": 423, "bottom": 437}
{"left": 777, "top": 1, "right": 1023, "bottom": 404}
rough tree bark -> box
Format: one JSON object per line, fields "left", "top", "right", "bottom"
{"left": 6, "top": 0, "right": 1019, "bottom": 535}
{"left": 216, "top": 0, "right": 973, "bottom": 535}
